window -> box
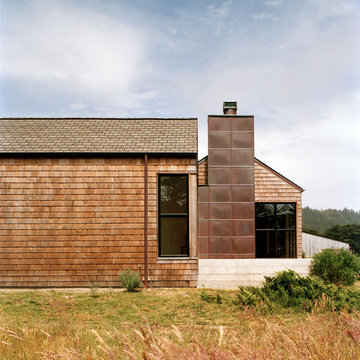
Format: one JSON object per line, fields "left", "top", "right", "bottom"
{"left": 158, "top": 174, "right": 189, "bottom": 257}
{"left": 255, "top": 203, "right": 296, "bottom": 258}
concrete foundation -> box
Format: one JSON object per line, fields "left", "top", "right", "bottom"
{"left": 197, "top": 259, "right": 312, "bottom": 289}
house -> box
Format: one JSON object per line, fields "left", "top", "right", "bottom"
{"left": 0, "top": 102, "right": 309, "bottom": 288}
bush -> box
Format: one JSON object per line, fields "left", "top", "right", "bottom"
{"left": 200, "top": 289, "right": 216, "bottom": 303}
{"left": 235, "top": 270, "right": 360, "bottom": 312}
{"left": 235, "top": 287, "right": 262, "bottom": 308}
{"left": 200, "top": 289, "right": 222, "bottom": 304}
{"left": 119, "top": 270, "right": 142, "bottom": 292}
{"left": 310, "top": 248, "right": 360, "bottom": 286}
{"left": 89, "top": 282, "right": 100, "bottom": 298}
{"left": 263, "top": 270, "right": 331, "bottom": 306}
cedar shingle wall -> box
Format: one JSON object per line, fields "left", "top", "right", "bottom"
{"left": 147, "top": 157, "right": 198, "bottom": 287}
{"left": 198, "top": 160, "right": 208, "bottom": 186}
{"left": 254, "top": 161, "right": 303, "bottom": 258}
{"left": 0, "top": 157, "right": 197, "bottom": 287}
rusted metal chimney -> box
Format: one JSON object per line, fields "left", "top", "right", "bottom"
{"left": 223, "top": 101, "right": 237, "bottom": 115}
{"left": 198, "top": 101, "right": 255, "bottom": 260}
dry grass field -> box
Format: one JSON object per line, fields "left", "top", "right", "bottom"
{"left": 0, "top": 288, "right": 359, "bottom": 359}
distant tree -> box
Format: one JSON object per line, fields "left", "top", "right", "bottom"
{"left": 324, "top": 224, "right": 360, "bottom": 255}
{"left": 302, "top": 207, "right": 360, "bottom": 234}
{"left": 302, "top": 228, "right": 320, "bottom": 236}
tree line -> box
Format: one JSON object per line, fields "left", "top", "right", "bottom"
{"left": 302, "top": 207, "right": 360, "bottom": 255}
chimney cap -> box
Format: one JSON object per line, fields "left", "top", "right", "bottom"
{"left": 223, "top": 101, "right": 237, "bottom": 115}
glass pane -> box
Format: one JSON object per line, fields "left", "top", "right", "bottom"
{"left": 256, "top": 203, "right": 275, "bottom": 229}
{"left": 160, "top": 217, "right": 188, "bottom": 256}
{"left": 256, "top": 230, "right": 276, "bottom": 258}
{"left": 276, "top": 203, "right": 296, "bottom": 229}
{"left": 160, "top": 175, "right": 188, "bottom": 214}
{"left": 277, "top": 231, "right": 296, "bottom": 258}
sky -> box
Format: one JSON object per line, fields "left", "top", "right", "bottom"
{"left": 0, "top": 0, "right": 359, "bottom": 211}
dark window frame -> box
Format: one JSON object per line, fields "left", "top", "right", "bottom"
{"left": 255, "top": 202, "right": 297, "bottom": 258}
{"left": 158, "top": 174, "right": 189, "bottom": 257}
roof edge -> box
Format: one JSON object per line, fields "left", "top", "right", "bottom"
{"left": 0, "top": 152, "right": 198, "bottom": 156}
{"left": 208, "top": 115, "right": 254, "bottom": 118}
{"left": 198, "top": 155, "right": 208, "bottom": 164}
{"left": 0, "top": 117, "right": 197, "bottom": 120}
{"left": 302, "top": 232, "right": 350, "bottom": 245}
{"left": 255, "top": 157, "right": 304, "bottom": 192}
{"left": 198, "top": 155, "right": 304, "bottom": 192}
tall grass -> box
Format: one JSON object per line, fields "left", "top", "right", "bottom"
{"left": 0, "top": 289, "right": 359, "bottom": 359}
{"left": 97, "top": 306, "right": 360, "bottom": 360}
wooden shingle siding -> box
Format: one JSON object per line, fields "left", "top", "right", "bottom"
{"left": 254, "top": 161, "right": 303, "bottom": 258}
{"left": 198, "top": 158, "right": 208, "bottom": 186}
{"left": 147, "top": 157, "right": 198, "bottom": 287}
{"left": 0, "top": 156, "right": 197, "bottom": 287}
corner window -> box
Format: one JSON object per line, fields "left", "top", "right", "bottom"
{"left": 256, "top": 203, "right": 296, "bottom": 258}
{"left": 158, "top": 174, "right": 189, "bottom": 257}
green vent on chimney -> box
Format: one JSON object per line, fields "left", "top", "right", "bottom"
{"left": 223, "top": 101, "right": 237, "bottom": 109}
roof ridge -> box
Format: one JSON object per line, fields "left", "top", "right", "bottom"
{"left": 0, "top": 117, "right": 197, "bottom": 120}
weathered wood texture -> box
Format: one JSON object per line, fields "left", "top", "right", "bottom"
{"left": 0, "top": 157, "right": 198, "bottom": 287}
{"left": 254, "top": 161, "right": 303, "bottom": 258}
{"left": 147, "top": 158, "right": 198, "bottom": 287}
{"left": 198, "top": 159, "right": 208, "bottom": 186}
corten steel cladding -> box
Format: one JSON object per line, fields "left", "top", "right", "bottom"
{"left": 198, "top": 115, "right": 255, "bottom": 259}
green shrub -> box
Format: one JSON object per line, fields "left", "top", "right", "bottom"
{"left": 200, "top": 289, "right": 223, "bottom": 304}
{"left": 310, "top": 248, "right": 360, "bottom": 285}
{"left": 235, "top": 270, "right": 360, "bottom": 312}
{"left": 263, "top": 270, "right": 333, "bottom": 304}
{"left": 235, "top": 287, "right": 262, "bottom": 308}
{"left": 89, "top": 282, "right": 100, "bottom": 298}
{"left": 119, "top": 270, "right": 142, "bottom": 292}
{"left": 200, "top": 289, "right": 216, "bottom": 303}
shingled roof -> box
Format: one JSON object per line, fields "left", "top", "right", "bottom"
{"left": 0, "top": 118, "right": 198, "bottom": 154}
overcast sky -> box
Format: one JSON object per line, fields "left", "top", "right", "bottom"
{"left": 0, "top": 0, "right": 359, "bottom": 211}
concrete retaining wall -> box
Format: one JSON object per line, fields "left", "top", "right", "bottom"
{"left": 302, "top": 233, "right": 350, "bottom": 257}
{"left": 197, "top": 258, "right": 312, "bottom": 289}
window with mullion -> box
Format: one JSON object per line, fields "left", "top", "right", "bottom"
{"left": 256, "top": 203, "right": 296, "bottom": 258}
{"left": 158, "top": 174, "right": 189, "bottom": 257}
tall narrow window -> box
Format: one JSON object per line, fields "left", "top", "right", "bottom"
{"left": 256, "top": 203, "right": 296, "bottom": 258}
{"left": 158, "top": 174, "right": 189, "bottom": 257}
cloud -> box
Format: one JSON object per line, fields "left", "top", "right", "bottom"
{"left": 169, "top": 2, "right": 359, "bottom": 209}
{"left": 255, "top": 92, "right": 360, "bottom": 210}
{"left": 0, "top": 0, "right": 359, "bottom": 209}
{"left": 264, "top": 0, "right": 282, "bottom": 6}
{"left": 253, "top": 12, "right": 278, "bottom": 21}
{"left": 204, "top": 1, "right": 234, "bottom": 36}
{"left": 70, "top": 102, "right": 87, "bottom": 111}
{"left": 1, "top": 0, "right": 149, "bottom": 111}
{"left": 311, "top": 0, "right": 357, "bottom": 18}
{"left": 206, "top": 1, "right": 232, "bottom": 19}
